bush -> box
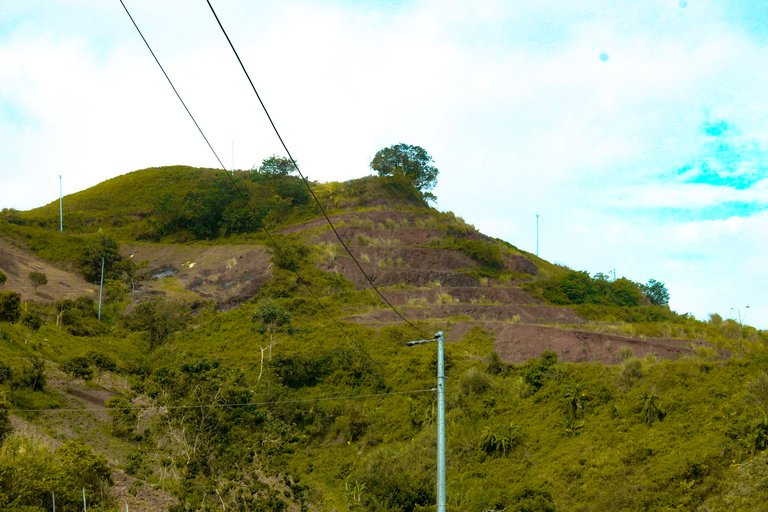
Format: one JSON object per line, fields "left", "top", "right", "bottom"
{"left": 28, "top": 271, "right": 47, "bottom": 293}
{"left": 0, "top": 437, "right": 112, "bottom": 510}
{"left": 20, "top": 310, "right": 43, "bottom": 330}
{"left": 61, "top": 356, "right": 94, "bottom": 381}
{"left": 271, "top": 236, "right": 310, "bottom": 272}
{"left": 480, "top": 423, "right": 522, "bottom": 456}
{"left": 88, "top": 351, "right": 117, "bottom": 372}
{"left": 460, "top": 367, "right": 493, "bottom": 395}
{"left": 0, "top": 270, "right": 6, "bottom": 285}
{"left": 106, "top": 395, "right": 138, "bottom": 438}
{"left": 124, "top": 298, "right": 189, "bottom": 348}
{"left": 10, "top": 358, "right": 46, "bottom": 392}
{"left": 0, "top": 402, "right": 11, "bottom": 444}
{"left": 521, "top": 351, "right": 558, "bottom": 393}
{"left": 0, "top": 291, "right": 21, "bottom": 322}
{"left": 0, "top": 363, "right": 12, "bottom": 384}
{"left": 510, "top": 487, "right": 556, "bottom": 512}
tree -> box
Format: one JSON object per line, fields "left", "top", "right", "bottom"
{"left": 641, "top": 278, "right": 670, "bottom": 306}
{"left": 125, "top": 298, "right": 189, "bottom": 349}
{"left": 370, "top": 143, "right": 439, "bottom": 200}
{"left": 257, "top": 155, "right": 295, "bottom": 176}
{"left": 0, "top": 291, "right": 21, "bottom": 322}
{"left": 28, "top": 271, "right": 47, "bottom": 294}
{"left": 252, "top": 299, "right": 294, "bottom": 381}
{"left": 61, "top": 356, "right": 94, "bottom": 381}
{"left": 79, "top": 230, "right": 122, "bottom": 283}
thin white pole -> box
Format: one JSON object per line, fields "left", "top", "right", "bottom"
{"left": 82, "top": 487, "right": 87, "bottom": 511}
{"left": 59, "top": 175, "right": 63, "bottom": 232}
{"left": 98, "top": 257, "right": 105, "bottom": 321}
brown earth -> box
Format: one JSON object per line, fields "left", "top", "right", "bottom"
{"left": 285, "top": 210, "right": 702, "bottom": 364}
{"left": 0, "top": 237, "right": 96, "bottom": 301}
{"left": 122, "top": 242, "right": 272, "bottom": 307}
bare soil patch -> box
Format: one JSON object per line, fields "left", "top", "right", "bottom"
{"left": 0, "top": 237, "right": 96, "bottom": 302}
{"left": 124, "top": 243, "right": 272, "bottom": 307}
{"left": 481, "top": 323, "right": 701, "bottom": 364}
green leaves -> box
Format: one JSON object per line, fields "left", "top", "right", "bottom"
{"left": 370, "top": 143, "right": 439, "bottom": 200}
{"left": 0, "top": 437, "right": 111, "bottom": 510}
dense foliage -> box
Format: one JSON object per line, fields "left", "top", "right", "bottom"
{"left": 370, "top": 143, "right": 439, "bottom": 200}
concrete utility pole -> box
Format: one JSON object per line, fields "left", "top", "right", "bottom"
{"left": 407, "top": 331, "right": 446, "bottom": 512}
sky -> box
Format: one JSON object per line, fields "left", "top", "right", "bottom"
{"left": 1, "top": 0, "right": 767, "bottom": 329}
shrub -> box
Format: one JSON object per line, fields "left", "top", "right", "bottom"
{"left": 106, "top": 395, "right": 138, "bottom": 439}
{"left": 124, "top": 298, "right": 189, "bottom": 348}
{"left": 271, "top": 236, "right": 310, "bottom": 271}
{"left": 28, "top": 271, "right": 47, "bottom": 293}
{"left": 10, "top": 358, "right": 46, "bottom": 392}
{"left": 20, "top": 310, "right": 43, "bottom": 330}
{"left": 480, "top": 423, "right": 522, "bottom": 456}
{"left": 0, "top": 270, "right": 6, "bottom": 285}
{"left": 87, "top": 351, "right": 117, "bottom": 372}
{"left": 0, "top": 363, "right": 11, "bottom": 384}
{"left": 510, "top": 487, "right": 556, "bottom": 512}
{"left": 0, "top": 291, "right": 21, "bottom": 322}
{"left": 0, "top": 402, "right": 11, "bottom": 444}
{"left": 487, "top": 351, "right": 505, "bottom": 375}
{"left": 521, "top": 351, "right": 558, "bottom": 393}
{"left": 61, "top": 356, "right": 94, "bottom": 381}
{"left": 460, "top": 368, "right": 493, "bottom": 395}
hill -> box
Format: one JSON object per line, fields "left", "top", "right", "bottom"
{"left": 1, "top": 166, "right": 767, "bottom": 511}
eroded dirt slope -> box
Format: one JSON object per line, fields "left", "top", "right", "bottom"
{"left": 0, "top": 237, "right": 96, "bottom": 301}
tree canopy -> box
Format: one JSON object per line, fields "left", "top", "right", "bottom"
{"left": 256, "top": 155, "right": 295, "bottom": 176}
{"left": 370, "top": 143, "right": 439, "bottom": 200}
{"left": 642, "top": 278, "right": 670, "bottom": 306}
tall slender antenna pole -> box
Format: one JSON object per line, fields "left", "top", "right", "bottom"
{"left": 536, "top": 214, "right": 539, "bottom": 256}
{"left": 59, "top": 175, "right": 63, "bottom": 232}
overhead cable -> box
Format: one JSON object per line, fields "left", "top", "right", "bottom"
{"left": 204, "top": 0, "right": 429, "bottom": 338}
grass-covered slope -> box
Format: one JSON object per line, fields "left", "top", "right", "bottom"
{"left": 1, "top": 165, "right": 768, "bottom": 511}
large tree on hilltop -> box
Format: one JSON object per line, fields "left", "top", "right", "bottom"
{"left": 370, "top": 143, "right": 439, "bottom": 200}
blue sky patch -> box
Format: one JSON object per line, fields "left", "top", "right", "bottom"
{"left": 676, "top": 119, "right": 767, "bottom": 190}
{"left": 620, "top": 201, "right": 768, "bottom": 223}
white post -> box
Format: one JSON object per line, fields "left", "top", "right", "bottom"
{"left": 59, "top": 175, "right": 63, "bottom": 232}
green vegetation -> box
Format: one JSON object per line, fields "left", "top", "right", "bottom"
{"left": 370, "top": 143, "right": 439, "bottom": 200}
{"left": 1, "top": 165, "right": 767, "bottom": 511}
{"left": 28, "top": 271, "right": 47, "bottom": 293}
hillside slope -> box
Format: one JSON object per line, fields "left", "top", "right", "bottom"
{"left": 2, "top": 166, "right": 767, "bottom": 512}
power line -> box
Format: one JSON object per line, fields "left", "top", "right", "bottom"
{"left": 204, "top": 0, "right": 429, "bottom": 338}
{"left": 9, "top": 387, "right": 436, "bottom": 414}
{"left": 118, "top": 0, "right": 356, "bottom": 342}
